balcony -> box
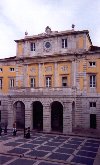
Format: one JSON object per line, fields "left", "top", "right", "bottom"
{"left": 8, "top": 87, "right": 75, "bottom": 96}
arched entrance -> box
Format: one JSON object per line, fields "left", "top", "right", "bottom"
{"left": 33, "top": 101, "right": 43, "bottom": 130}
{"left": 51, "top": 101, "right": 63, "bottom": 132}
{"left": 13, "top": 101, "right": 25, "bottom": 129}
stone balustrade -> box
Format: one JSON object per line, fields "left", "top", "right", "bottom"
{"left": 8, "top": 87, "right": 75, "bottom": 96}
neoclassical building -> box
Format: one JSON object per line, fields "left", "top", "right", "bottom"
{"left": 0, "top": 26, "right": 100, "bottom": 134}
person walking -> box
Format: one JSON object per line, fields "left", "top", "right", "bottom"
{"left": 13, "top": 122, "right": 17, "bottom": 136}
{"left": 4, "top": 125, "right": 7, "bottom": 135}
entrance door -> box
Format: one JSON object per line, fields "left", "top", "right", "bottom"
{"left": 51, "top": 101, "right": 63, "bottom": 132}
{"left": 13, "top": 101, "right": 25, "bottom": 129}
{"left": 90, "top": 114, "right": 96, "bottom": 129}
{"left": 33, "top": 101, "right": 43, "bottom": 130}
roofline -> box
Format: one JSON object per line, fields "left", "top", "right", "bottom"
{"left": 1, "top": 50, "right": 100, "bottom": 63}
{"left": 15, "top": 30, "right": 89, "bottom": 43}
{"left": 87, "top": 33, "right": 92, "bottom": 45}
{"left": 0, "top": 56, "right": 16, "bottom": 62}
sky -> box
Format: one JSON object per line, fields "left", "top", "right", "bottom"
{"left": 0, "top": 0, "right": 100, "bottom": 59}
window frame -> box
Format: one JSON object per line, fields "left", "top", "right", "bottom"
{"left": 90, "top": 102, "right": 96, "bottom": 108}
{"left": 89, "top": 62, "right": 96, "bottom": 67}
{"left": 10, "top": 68, "right": 15, "bottom": 72}
{"left": 9, "top": 78, "right": 15, "bottom": 88}
{"left": 45, "top": 76, "right": 52, "bottom": 87}
{"left": 90, "top": 75, "right": 96, "bottom": 88}
{"left": 30, "top": 42, "right": 35, "bottom": 51}
{"left": 0, "top": 78, "right": 2, "bottom": 89}
{"left": 62, "top": 76, "right": 67, "bottom": 87}
{"left": 62, "top": 38, "right": 67, "bottom": 48}
{"left": 0, "top": 68, "right": 3, "bottom": 72}
{"left": 30, "top": 77, "right": 35, "bottom": 88}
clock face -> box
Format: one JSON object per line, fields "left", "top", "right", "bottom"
{"left": 45, "top": 42, "right": 51, "bottom": 48}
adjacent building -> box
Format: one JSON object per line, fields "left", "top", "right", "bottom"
{"left": 0, "top": 26, "right": 100, "bottom": 134}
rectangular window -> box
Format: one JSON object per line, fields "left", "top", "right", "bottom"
{"left": 62, "top": 77, "right": 67, "bottom": 87}
{"left": 30, "top": 43, "right": 35, "bottom": 51}
{"left": 46, "top": 77, "right": 51, "bottom": 87}
{"left": 90, "top": 75, "right": 96, "bottom": 87}
{"left": 10, "top": 79, "right": 14, "bottom": 88}
{"left": 90, "top": 102, "right": 96, "bottom": 107}
{"left": 10, "top": 68, "right": 14, "bottom": 72}
{"left": 30, "top": 78, "right": 35, "bottom": 87}
{"left": 0, "top": 79, "right": 2, "bottom": 89}
{"left": 62, "top": 39, "right": 67, "bottom": 48}
{"left": 0, "top": 68, "right": 3, "bottom": 72}
{"left": 89, "top": 62, "right": 96, "bottom": 67}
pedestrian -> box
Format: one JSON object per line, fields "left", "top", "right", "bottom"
{"left": 4, "top": 125, "right": 7, "bottom": 135}
{"left": 13, "top": 122, "right": 17, "bottom": 136}
{"left": 24, "top": 127, "right": 27, "bottom": 138}
{"left": 26, "top": 127, "right": 30, "bottom": 139}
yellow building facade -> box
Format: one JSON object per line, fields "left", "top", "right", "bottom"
{"left": 0, "top": 26, "right": 100, "bottom": 134}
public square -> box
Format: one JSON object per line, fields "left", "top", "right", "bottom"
{"left": 0, "top": 131, "right": 100, "bottom": 165}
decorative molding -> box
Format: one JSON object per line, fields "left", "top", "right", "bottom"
{"left": 30, "top": 67, "right": 36, "bottom": 73}
{"left": 61, "top": 65, "right": 68, "bottom": 72}
{"left": 45, "top": 66, "right": 52, "bottom": 72}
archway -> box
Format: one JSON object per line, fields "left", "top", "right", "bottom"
{"left": 51, "top": 101, "right": 63, "bottom": 132}
{"left": 13, "top": 101, "right": 25, "bottom": 129}
{"left": 33, "top": 101, "right": 43, "bottom": 130}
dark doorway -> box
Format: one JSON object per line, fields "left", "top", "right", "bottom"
{"left": 51, "top": 101, "right": 63, "bottom": 132}
{"left": 0, "top": 111, "right": 1, "bottom": 122}
{"left": 13, "top": 101, "right": 25, "bottom": 129}
{"left": 90, "top": 114, "right": 96, "bottom": 129}
{"left": 33, "top": 101, "right": 43, "bottom": 130}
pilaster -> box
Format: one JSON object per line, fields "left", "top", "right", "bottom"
{"left": 8, "top": 99, "right": 14, "bottom": 129}
{"left": 63, "top": 101, "right": 72, "bottom": 134}
{"left": 72, "top": 60, "right": 76, "bottom": 87}
{"left": 23, "top": 65, "right": 28, "bottom": 87}
{"left": 43, "top": 103, "right": 51, "bottom": 132}
{"left": 25, "top": 103, "right": 31, "bottom": 129}
{"left": 54, "top": 62, "right": 58, "bottom": 87}
{"left": 38, "top": 63, "right": 43, "bottom": 87}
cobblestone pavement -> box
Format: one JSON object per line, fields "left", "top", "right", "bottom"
{"left": 0, "top": 131, "right": 100, "bottom": 165}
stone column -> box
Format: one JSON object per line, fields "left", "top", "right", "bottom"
{"left": 72, "top": 60, "right": 76, "bottom": 87}
{"left": 38, "top": 63, "right": 43, "bottom": 87}
{"left": 16, "top": 65, "right": 23, "bottom": 88}
{"left": 23, "top": 65, "right": 28, "bottom": 87}
{"left": 43, "top": 103, "right": 51, "bottom": 132}
{"left": 54, "top": 62, "right": 58, "bottom": 87}
{"left": 8, "top": 98, "right": 14, "bottom": 129}
{"left": 83, "top": 61, "right": 87, "bottom": 94}
{"left": 25, "top": 102, "right": 32, "bottom": 129}
{"left": 24, "top": 41, "right": 28, "bottom": 57}
{"left": 63, "top": 101, "right": 72, "bottom": 134}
